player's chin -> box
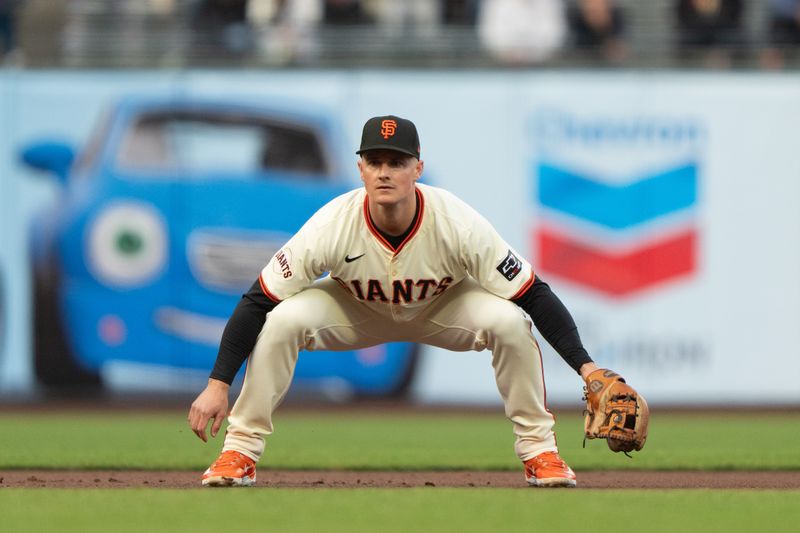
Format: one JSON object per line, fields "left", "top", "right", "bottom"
{"left": 372, "top": 190, "right": 398, "bottom": 203}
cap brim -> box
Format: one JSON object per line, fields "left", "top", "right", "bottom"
{"left": 356, "top": 145, "right": 418, "bottom": 158}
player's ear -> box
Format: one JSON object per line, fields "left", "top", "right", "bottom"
{"left": 415, "top": 159, "right": 424, "bottom": 180}
{"left": 357, "top": 157, "right": 365, "bottom": 181}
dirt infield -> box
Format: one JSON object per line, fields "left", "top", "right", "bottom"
{"left": 2, "top": 470, "right": 799, "bottom": 489}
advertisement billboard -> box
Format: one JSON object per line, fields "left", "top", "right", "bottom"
{"left": 1, "top": 71, "right": 798, "bottom": 404}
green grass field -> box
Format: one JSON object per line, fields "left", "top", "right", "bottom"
{"left": 2, "top": 409, "right": 799, "bottom": 532}
{"left": 1, "top": 410, "right": 798, "bottom": 471}
{"left": 2, "top": 489, "right": 799, "bottom": 533}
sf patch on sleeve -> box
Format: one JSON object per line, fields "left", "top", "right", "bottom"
{"left": 497, "top": 250, "right": 523, "bottom": 281}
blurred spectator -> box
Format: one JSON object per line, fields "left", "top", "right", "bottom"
{"left": 478, "top": 0, "right": 567, "bottom": 65}
{"left": 248, "top": 0, "right": 322, "bottom": 65}
{"left": 368, "top": 0, "right": 441, "bottom": 39}
{"left": 0, "top": 0, "right": 22, "bottom": 63}
{"left": 18, "top": 0, "right": 64, "bottom": 67}
{"left": 191, "top": 0, "right": 252, "bottom": 56}
{"left": 760, "top": 0, "right": 800, "bottom": 69}
{"left": 323, "top": 0, "right": 372, "bottom": 25}
{"left": 443, "top": 0, "right": 479, "bottom": 26}
{"left": 148, "top": 0, "right": 178, "bottom": 17}
{"left": 674, "top": 0, "right": 745, "bottom": 68}
{"left": 567, "top": 0, "right": 628, "bottom": 64}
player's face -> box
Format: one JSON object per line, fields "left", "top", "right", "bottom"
{"left": 358, "top": 150, "right": 423, "bottom": 207}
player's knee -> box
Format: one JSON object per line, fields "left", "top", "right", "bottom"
{"left": 262, "top": 302, "right": 308, "bottom": 338}
{"left": 482, "top": 304, "right": 531, "bottom": 343}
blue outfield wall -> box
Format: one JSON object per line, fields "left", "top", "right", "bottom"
{"left": 0, "top": 70, "right": 799, "bottom": 405}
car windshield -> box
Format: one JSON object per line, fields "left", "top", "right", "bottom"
{"left": 116, "top": 110, "right": 329, "bottom": 177}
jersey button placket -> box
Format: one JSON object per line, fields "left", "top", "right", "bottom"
{"left": 389, "top": 255, "right": 399, "bottom": 319}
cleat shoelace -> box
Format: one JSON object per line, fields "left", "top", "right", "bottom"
{"left": 529, "top": 453, "right": 570, "bottom": 473}
{"left": 533, "top": 457, "right": 561, "bottom": 468}
{"left": 211, "top": 452, "right": 249, "bottom": 471}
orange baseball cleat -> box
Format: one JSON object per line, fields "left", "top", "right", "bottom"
{"left": 523, "top": 451, "right": 577, "bottom": 488}
{"left": 202, "top": 450, "right": 257, "bottom": 487}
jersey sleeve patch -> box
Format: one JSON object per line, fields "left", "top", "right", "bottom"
{"left": 272, "top": 248, "right": 293, "bottom": 279}
{"left": 496, "top": 250, "right": 523, "bottom": 281}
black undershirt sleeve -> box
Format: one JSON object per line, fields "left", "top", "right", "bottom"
{"left": 209, "top": 279, "right": 278, "bottom": 385}
{"left": 511, "top": 275, "right": 593, "bottom": 374}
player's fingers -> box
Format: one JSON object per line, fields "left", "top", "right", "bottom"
{"left": 195, "top": 412, "right": 209, "bottom": 442}
{"left": 189, "top": 406, "right": 209, "bottom": 442}
{"left": 188, "top": 406, "right": 199, "bottom": 430}
{"left": 194, "top": 419, "right": 208, "bottom": 442}
{"left": 210, "top": 412, "right": 224, "bottom": 438}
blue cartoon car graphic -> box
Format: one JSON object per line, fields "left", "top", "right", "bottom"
{"left": 21, "top": 96, "right": 418, "bottom": 396}
{"left": 0, "top": 266, "right": 4, "bottom": 366}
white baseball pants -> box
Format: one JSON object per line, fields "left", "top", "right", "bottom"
{"left": 223, "top": 276, "right": 558, "bottom": 462}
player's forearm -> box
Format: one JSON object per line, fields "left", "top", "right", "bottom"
{"left": 209, "top": 280, "right": 277, "bottom": 385}
{"left": 512, "top": 276, "right": 594, "bottom": 373}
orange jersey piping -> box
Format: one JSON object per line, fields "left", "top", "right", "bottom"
{"left": 258, "top": 273, "right": 282, "bottom": 303}
{"left": 510, "top": 271, "right": 535, "bottom": 300}
{"left": 363, "top": 187, "right": 425, "bottom": 255}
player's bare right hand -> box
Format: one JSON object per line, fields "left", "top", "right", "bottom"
{"left": 188, "top": 378, "right": 230, "bottom": 442}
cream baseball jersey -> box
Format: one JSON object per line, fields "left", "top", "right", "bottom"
{"left": 259, "top": 183, "right": 534, "bottom": 321}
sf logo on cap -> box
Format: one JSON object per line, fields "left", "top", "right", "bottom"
{"left": 380, "top": 119, "right": 397, "bottom": 139}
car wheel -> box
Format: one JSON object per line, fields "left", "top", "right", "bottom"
{"left": 356, "top": 342, "right": 420, "bottom": 400}
{"left": 388, "top": 342, "right": 420, "bottom": 398}
{"left": 33, "top": 261, "right": 103, "bottom": 393}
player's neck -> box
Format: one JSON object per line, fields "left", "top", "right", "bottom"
{"left": 368, "top": 192, "right": 418, "bottom": 236}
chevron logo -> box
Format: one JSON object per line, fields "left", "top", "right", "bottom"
{"left": 538, "top": 163, "right": 697, "bottom": 230}
{"left": 534, "top": 161, "right": 699, "bottom": 297}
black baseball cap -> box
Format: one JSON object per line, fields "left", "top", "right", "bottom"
{"left": 356, "top": 115, "right": 421, "bottom": 159}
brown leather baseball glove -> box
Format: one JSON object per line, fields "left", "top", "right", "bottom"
{"left": 583, "top": 368, "right": 649, "bottom": 454}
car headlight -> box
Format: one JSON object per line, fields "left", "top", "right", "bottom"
{"left": 86, "top": 201, "right": 168, "bottom": 287}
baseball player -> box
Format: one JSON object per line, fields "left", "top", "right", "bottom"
{"left": 188, "top": 115, "right": 600, "bottom": 488}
